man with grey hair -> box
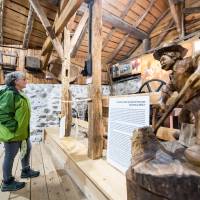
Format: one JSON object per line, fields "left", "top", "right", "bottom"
{"left": 0, "top": 71, "right": 40, "bottom": 192}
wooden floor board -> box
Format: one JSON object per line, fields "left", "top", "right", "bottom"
{"left": 0, "top": 142, "right": 85, "bottom": 200}
{"left": 40, "top": 144, "right": 67, "bottom": 200}
{"left": 30, "top": 144, "right": 49, "bottom": 200}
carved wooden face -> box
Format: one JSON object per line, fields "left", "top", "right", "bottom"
{"left": 160, "top": 51, "right": 181, "bottom": 70}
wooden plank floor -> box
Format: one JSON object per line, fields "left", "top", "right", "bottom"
{"left": 0, "top": 142, "right": 87, "bottom": 200}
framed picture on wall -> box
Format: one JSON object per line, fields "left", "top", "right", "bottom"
{"left": 130, "top": 58, "right": 141, "bottom": 74}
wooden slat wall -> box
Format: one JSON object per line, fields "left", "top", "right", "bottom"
{"left": 0, "top": 45, "right": 59, "bottom": 84}
{"left": 3, "top": 0, "right": 57, "bottom": 49}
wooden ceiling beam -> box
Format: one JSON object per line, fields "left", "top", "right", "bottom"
{"left": 168, "top": 0, "right": 182, "bottom": 33}
{"left": 120, "top": 0, "right": 136, "bottom": 18}
{"left": 102, "top": 10, "right": 148, "bottom": 40}
{"left": 107, "top": 34, "right": 129, "bottom": 64}
{"left": 29, "top": 0, "right": 63, "bottom": 58}
{"left": 41, "top": 0, "right": 84, "bottom": 56}
{"left": 135, "top": 0, "right": 156, "bottom": 27}
{"left": 149, "top": 8, "right": 170, "bottom": 34}
{"left": 0, "top": 0, "right": 4, "bottom": 45}
{"left": 183, "top": 7, "right": 200, "bottom": 14}
{"left": 41, "top": 0, "right": 70, "bottom": 69}
{"left": 155, "top": 19, "right": 174, "bottom": 47}
{"left": 70, "top": 10, "right": 89, "bottom": 57}
{"left": 22, "top": 5, "right": 35, "bottom": 49}
{"left": 102, "top": 0, "right": 135, "bottom": 49}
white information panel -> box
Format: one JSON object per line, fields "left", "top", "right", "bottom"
{"left": 107, "top": 95, "right": 150, "bottom": 173}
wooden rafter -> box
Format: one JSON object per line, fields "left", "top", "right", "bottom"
{"left": 41, "top": 0, "right": 71, "bottom": 69}
{"left": 0, "top": 0, "right": 4, "bottom": 45}
{"left": 155, "top": 19, "right": 174, "bottom": 47}
{"left": 23, "top": 5, "right": 35, "bottom": 49}
{"left": 120, "top": 0, "right": 136, "bottom": 18}
{"left": 149, "top": 8, "right": 170, "bottom": 34}
{"left": 102, "top": 10, "right": 148, "bottom": 40}
{"left": 70, "top": 10, "right": 89, "bottom": 57}
{"left": 102, "top": 0, "right": 136, "bottom": 49}
{"left": 29, "top": 0, "right": 63, "bottom": 58}
{"left": 168, "top": 0, "right": 182, "bottom": 33}
{"left": 124, "top": 8, "right": 170, "bottom": 60}
{"left": 102, "top": 28, "right": 114, "bottom": 49}
{"left": 135, "top": 0, "right": 156, "bottom": 27}
{"left": 183, "top": 7, "right": 200, "bottom": 14}
{"left": 41, "top": 0, "right": 84, "bottom": 56}
{"left": 107, "top": 34, "right": 129, "bottom": 64}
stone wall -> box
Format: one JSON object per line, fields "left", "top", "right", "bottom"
{"left": 25, "top": 84, "right": 61, "bottom": 142}
{"left": 70, "top": 84, "right": 110, "bottom": 120}
{"left": 112, "top": 76, "right": 142, "bottom": 95}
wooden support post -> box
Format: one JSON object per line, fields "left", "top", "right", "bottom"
{"left": 143, "top": 38, "right": 150, "bottom": 53}
{"left": 61, "top": 28, "right": 71, "bottom": 136}
{"left": 88, "top": 0, "right": 103, "bottom": 159}
{"left": 0, "top": 0, "right": 4, "bottom": 45}
{"left": 23, "top": 5, "right": 35, "bottom": 49}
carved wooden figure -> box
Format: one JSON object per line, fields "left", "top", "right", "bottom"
{"left": 153, "top": 43, "right": 200, "bottom": 165}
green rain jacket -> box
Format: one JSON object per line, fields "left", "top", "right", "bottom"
{"left": 0, "top": 86, "right": 31, "bottom": 142}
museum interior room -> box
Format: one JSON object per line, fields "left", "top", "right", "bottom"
{"left": 0, "top": 0, "right": 200, "bottom": 199}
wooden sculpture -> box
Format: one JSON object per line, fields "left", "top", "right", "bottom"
{"left": 153, "top": 43, "right": 200, "bottom": 165}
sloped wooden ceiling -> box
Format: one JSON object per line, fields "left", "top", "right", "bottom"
{"left": 1, "top": 0, "right": 200, "bottom": 65}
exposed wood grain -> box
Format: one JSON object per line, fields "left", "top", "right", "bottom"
{"left": 135, "top": 0, "right": 156, "bottom": 27}
{"left": 155, "top": 19, "right": 174, "bottom": 47}
{"left": 61, "top": 28, "right": 71, "bottom": 136}
{"left": 41, "top": 0, "right": 84, "bottom": 56}
{"left": 29, "top": 0, "right": 64, "bottom": 58}
{"left": 40, "top": 143, "right": 68, "bottom": 200}
{"left": 168, "top": 0, "right": 182, "bottom": 33}
{"left": 88, "top": 0, "right": 104, "bottom": 159}
{"left": 183, "top": 6, "right": 200, "bottom": 14}
{"left": 31, "top": 144, "right": 49, "bottom": 200}
{"left": 102, "top": 10, "right": 148, "bottom": 40}
{"left": 44, "top": 127, "right": 126, "bottom": 200}
{"left": 107, "top": 34, "right": 129, "bottom": 64}
{"left": 70, "top": 10, "right": 88, "bottom": 57}
{"left": 149, "top": 8, "right": 170, "bottom": 34}
{"left": 23, "top": 5, "right": 35, "bottom": 48}
{"left": 127, "top": 132, "right": 200, "bottom": 200}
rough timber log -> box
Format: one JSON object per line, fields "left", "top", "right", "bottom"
{"left": 126, "top": 127, "right": 200, "bottom": 200}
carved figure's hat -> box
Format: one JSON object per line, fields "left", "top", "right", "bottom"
{"left": 153, "top": 42, "right": 188, "bottom": 60}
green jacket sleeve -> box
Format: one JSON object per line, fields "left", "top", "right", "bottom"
{"left": 0, "top": 90, "right": 18, "bottom": 132}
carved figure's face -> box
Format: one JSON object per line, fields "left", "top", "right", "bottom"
{"left": 159, "top": 51, "right": 181, "bottom": 70}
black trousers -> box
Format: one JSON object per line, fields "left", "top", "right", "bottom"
{"left": 2, "top": 139, "right": 31, "bottom": 182}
